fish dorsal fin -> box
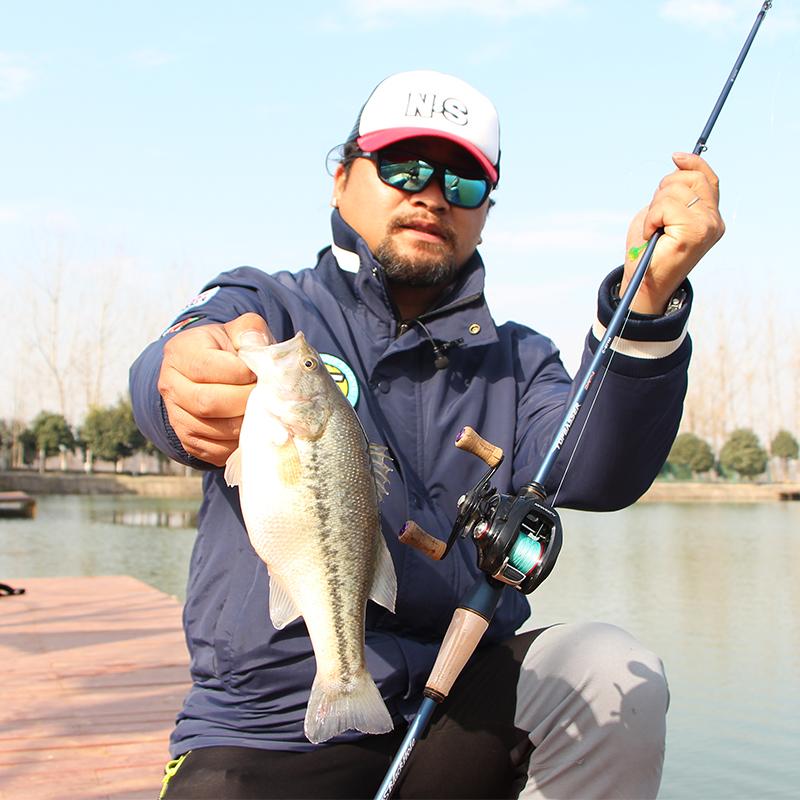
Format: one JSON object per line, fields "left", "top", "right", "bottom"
{"left": 369, "top": 443, "right": 392, "bottom": 501}
{"left": 224, "top": 446, "right": 243, "bottom": 488}
{"left": 276, "top": 439, "right": 302, "bottom": 485}
{"left": 369, "top": 532, "right": 397, "bottom": 613}
{"left": 268, "top": 571, "right": 302, "bottom": 629}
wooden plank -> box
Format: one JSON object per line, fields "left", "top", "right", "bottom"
{"left": 0, "top": 491, "right": 35, "bottom": 502}
{"left": 0, "top": 491, "right": 36, "bottom": 518}
{"left": 0, "top": 576, "right": 190, "bottom": 800}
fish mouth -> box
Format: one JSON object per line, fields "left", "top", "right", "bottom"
{"left": 265, "top": 331, "right": 308, "bottom": 359}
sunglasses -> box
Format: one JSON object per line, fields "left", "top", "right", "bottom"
{"left": 361, "top": 149, "right": 493, "bottom": 209}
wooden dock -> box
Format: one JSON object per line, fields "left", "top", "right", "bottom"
{"left": 0, "top": 491, "right": 37, "bottom": 518}
{"left": 0, "top": 575, "right": 190, "bottom": 800}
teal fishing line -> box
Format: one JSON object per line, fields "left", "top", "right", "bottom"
{"left": 508, "top": 534, "right": 543, "bottom": 575}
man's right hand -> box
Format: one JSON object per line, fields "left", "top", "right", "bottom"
{"left": 158, "top": 312, "right": 273, "bottom": 466}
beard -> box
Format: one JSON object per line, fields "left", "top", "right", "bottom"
{"left": 374, "top": 212, "right": 461, "bottom": 287}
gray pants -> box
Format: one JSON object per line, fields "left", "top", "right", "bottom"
{"left": 394, "top": 621, "right": 669, "bottom": 799}
{"left": 513, "top": 622, "right": 669, "bottom": 799}
{"left": 160, "top": 621, "right": 668, "bottom": 799}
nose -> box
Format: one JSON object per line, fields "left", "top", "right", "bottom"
{"left": 409, "top": 177, "right": 449, "bottom": 213}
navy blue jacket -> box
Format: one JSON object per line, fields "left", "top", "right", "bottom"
{"left": 130, "top": 211, "right": 691, "bottom": 755}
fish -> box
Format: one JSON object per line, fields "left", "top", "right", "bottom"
{"left": 224, "top": 331, "right": 397, "bottom": 744}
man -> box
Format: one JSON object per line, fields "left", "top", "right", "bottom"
{"left": 132, "top": 70, "right": 723, "bottom": 798}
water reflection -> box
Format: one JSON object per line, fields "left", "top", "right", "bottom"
{"left": 523, "top": 502, "right": 800, "bottom": 800}
{"left": 0, "top": 495, "right": 199, "bottom": 601}
{"left": 1, "top": 496, "right": 798, "bottom": 798}
{"left": 107, "top": 509, "right": 198, "bottom": 528}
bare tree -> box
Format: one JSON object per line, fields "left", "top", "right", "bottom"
{"left": 75, "top": 250, "right": 123, "bottom": 410}
{"left": 683, "top": 295, "right": 743, "bottom": 453}
{"left": 27, "top": 235, "right": 81, "bottom": 419}
{"left": 681, "top": 280, "right": 799, "bottom": 479}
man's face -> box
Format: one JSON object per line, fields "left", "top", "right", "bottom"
{"left": 333, "top": 137, "right": 491, "bottom": 287}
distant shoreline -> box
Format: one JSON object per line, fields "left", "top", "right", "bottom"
{"left": 639, "top": 480, "right": 800, "bottom": 503}
{"left": 1, "top": 470, "right": 798, "bottom": 503}
{"left": 0, "top": 470, "right": 204, "bottom": 498}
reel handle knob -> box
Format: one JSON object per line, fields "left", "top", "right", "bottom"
{"left": 399, "top": 521, "right": 447, "bottom": 561}
{"left": 455, "top": 427, "right": 503, "bottom": 467}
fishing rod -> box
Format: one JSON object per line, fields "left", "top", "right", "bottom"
{"left": 529, "top": 0, "right": 774, "bottom": 497}
{"left": 374, "top": 3, "right": 772, "bottom": 798}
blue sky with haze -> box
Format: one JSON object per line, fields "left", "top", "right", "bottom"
{"left": 1, "top": 0, "right": 798, "bottom": 421}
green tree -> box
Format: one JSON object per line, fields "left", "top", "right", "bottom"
{"left": 81, "top": 400, "right": 147, "bottom": 471}
{"left": 143, "top": 438, "right": 170, "bottom": 474}
{"left": 0, "top": 419, "right": 33, "bottom": 468}
{"left": 771, "top": 430, "right": 799, "bottom": 482}
{"left": 668, "top": 433, "right": 715, "bottom": 477}
{"left": 0, "top": 420, "right": 12, "bottom": 470}
{"left": 719, "top": 428, "right": 768, "bottom": 480}
{"left": 0, "top": 421, "right": 10, "bottom": 447}
{"left": 0, "top": 420, "right": 11, "bottom": 447}
{"left": 30, "top": 411, "right": 76, "bottom": 473}
{"left": 16, "top": 426, "right": 38, "bottom": 467}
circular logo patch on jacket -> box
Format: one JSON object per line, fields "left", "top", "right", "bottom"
{"left": 321, "top": 354, "right": 359, "bottom": 408}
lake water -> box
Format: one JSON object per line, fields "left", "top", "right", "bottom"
{"left": 1, "top": 495, "right": 798, "bottom": 799}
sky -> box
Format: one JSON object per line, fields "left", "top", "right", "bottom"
{"left": 1, "top": 0, "right": 799, "bottom": 428}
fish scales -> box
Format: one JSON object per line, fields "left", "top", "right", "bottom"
{"left": 225, "top": 331, "right": 396, "bottom": 743}
{"left": 259, "top": 413, "right": 377, "bottom": 684}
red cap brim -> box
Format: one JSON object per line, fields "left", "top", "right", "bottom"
{"left": 357, "top": 128, "right": 498, "bottom": 184}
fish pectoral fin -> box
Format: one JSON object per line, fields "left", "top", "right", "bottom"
{"left": 276, "top": 439, "right": 303, "bottom": 485}
{"left": 369, "top": 443, "right": 392, "bottom": 501}
{"left": 224, "top": 447, "right": 243, "bottom": 487}
{"left": 369, "top": 531, "right": 397, "bottom": 613}
{"left": 268, "top": 573, "right": 302, "bottom": 630}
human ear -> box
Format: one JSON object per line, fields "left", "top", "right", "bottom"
{"left": 331, "top": 164, "right": 347, "bottom": 208}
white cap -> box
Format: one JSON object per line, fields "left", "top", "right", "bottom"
{"left": 347, "top": 70, "right": 500, "bottom": 183}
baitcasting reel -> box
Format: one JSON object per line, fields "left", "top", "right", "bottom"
{"left": 399, "top": 427, "right": 562, "bottom": 594}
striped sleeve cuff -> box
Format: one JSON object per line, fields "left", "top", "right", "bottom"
{"left": 589, "top": 267, "right": 692, "bottom": 378}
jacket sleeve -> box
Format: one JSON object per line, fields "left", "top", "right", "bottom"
{"left": 129, "top": 270, "right": 292, "bottom": 469}
{"left": 129, "top": 337, "right": 217, "bottom": 470}
{"left": 513, "top": 267, "right": 692, "bottom": 511}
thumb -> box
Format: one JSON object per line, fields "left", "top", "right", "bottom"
{"left": 224, "top": 313, "right": 275, "bottom": 349}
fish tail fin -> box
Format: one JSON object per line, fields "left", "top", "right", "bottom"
{"left": 304, "top": 669, "right": 394, "bottom": 744}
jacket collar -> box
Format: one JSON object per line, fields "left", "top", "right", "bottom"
{"left": 323, "top": 210, "right": 499, "bottom": 350}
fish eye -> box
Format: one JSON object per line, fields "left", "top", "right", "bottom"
{"left": 302, "top": 357, "right": 318, "bottom": 371}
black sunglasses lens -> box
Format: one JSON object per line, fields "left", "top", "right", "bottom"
{"left": 442, "top": 173, "right": 489, "bottom": 208}
{"left": 379, "top": 158, "right": 435, "bottom": 192}
{"left": 377, "top": 153, "right": 489, "bottom": 209}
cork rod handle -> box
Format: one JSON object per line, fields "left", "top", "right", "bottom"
{"left": 455, "top": 427, "right": 503, "bottom": 467}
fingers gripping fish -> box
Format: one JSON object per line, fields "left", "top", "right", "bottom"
{"left": 224, "top": 331, "right": 397, "bottom": 744}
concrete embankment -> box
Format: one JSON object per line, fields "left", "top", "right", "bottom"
{"left": 0, "top": 471, "right": 204, "bottom": 498}
{"left": 2, "top": 470, "right": 798, "bottom": 502}
{"left": 639, "top": 481, "right": 800, "bottom": 503}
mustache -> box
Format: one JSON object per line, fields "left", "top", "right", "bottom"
{"left": 387, "top": 212, "right": 458, "bottom": 246}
